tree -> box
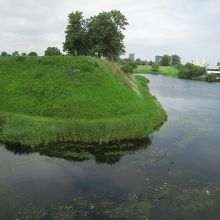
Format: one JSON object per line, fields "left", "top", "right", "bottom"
{"left": 160, "top": 55, "right": 171, "bottom": 66}
{"left": 88, "top": 10, "right": 128, "bottom": 60}
{"left": 120, "top": 58, "right": 130, "bottom": 65}
{"left": 21, "top": 53, "right": 27, "bottom": 56}
{"left": 28, "top": 52, "right": 38, "bottom": 56}
{"left": 149, "top": 61, "right": 153, "bottom": 66}
{"left": 135, "top": 58, "right": 142, "bottom": 65}
{"left": 178, "top": 63, "right": 206, "bottom": 79}
{"left": 121, "top": 60, "right": 137, "bottom": 73}
{"left": 45, "top": 47, "right": 62, "bottom": 56}
{"left": 63, "top": 11, "right": 89, "bottom": 56}
{"left": 63, "top": 10, "right": 128, "bottom": 60}
{"left": 1, "top": 51, "right": 8, "bottom": 56}
{"left": 12, "top": 51, "right": 20, "bottom": 57}
{"left": 171, "top": 55, "right": 181, "bottom": 65}
{"left": 141, "top": 60, "right": 148, "bottom": 65}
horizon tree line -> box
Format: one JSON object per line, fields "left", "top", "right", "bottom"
{"left": 158, "top": 54, "right": 181, "bottom": 66}
{"left": 1, "top": 47, "right": 63, "bottom": 57}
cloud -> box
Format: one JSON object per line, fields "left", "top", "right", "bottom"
{"left": 0, "top": 0, "right": 219, "bottom": 63}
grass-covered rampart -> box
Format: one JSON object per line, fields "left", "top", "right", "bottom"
{"left": 0, "top": 56, "right": 166, "bottom": 147}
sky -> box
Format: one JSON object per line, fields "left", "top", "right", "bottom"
{"left": 0, "top": 0, "right": 220, "bottom": 64}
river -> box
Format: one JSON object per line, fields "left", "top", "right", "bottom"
{"left": 1, "top": 75, "right": 220, "bottom": 219}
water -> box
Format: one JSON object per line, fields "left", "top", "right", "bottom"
{"left": 1, "top": 75, "right": 220, "bottom": 219}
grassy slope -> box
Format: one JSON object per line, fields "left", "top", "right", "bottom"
{"left": 134, "top": 65, "right": 179, "bottom": 77}
{"left": 0, "top": 56, "right": 166, "bottom": 147}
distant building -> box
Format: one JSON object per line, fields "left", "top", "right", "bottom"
{"left": 155, "top": 56, "right": 162, "bottom": 63}
{"left": 129, "top": 53, "right": 135, "bottom": 61}
{"left": 206, "top": 65, "right": 220, "bottom": 74}
{"left": 192, "top": 58, "right": 207, "bottom": 67}
{"left": 217, "top": 62, "right": 220, "bottom": 66}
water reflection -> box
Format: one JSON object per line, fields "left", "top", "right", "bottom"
{"left": 5, "top": 138, "right": 151, "bottom": 165}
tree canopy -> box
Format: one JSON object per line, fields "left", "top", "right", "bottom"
{"left": 28, "top": 52, "right": 38, "bottom": 56}
{"left": 63, "top": 11, "right": 88, "bottom": 56}
{"left": 160, "top": 54, "right": 181, "bottom": 66}
{"left": 171, "top": 55, "right": 181, "bottom": 65}
{"left": 1, "top": 51, "right": 8, "bottom": 56}
{"left": 160, "top": 55, "right": 171, "bottom": 66}
{"left": 178, "top": 63, "right": 206, "bottom": 79}
{"left": 12, "top": 51, "right": 20, "bottom": 57}
{"left": 135, "top": 58, "right": 142, "bottom": 65}
{"left": 45, "top": 47, "right": 62, "bottom": 56}
{"left": 63, "top": 10, "right": 128, "bottom": 60}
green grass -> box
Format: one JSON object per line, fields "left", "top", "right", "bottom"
{"left": 134, "top": 65, "right": 179, "bottom": 77}
{"left": 0, "top": 56, "right": 166, "bottom": 147}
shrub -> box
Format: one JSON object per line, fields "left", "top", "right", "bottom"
{"left": 152, "top": 63, "right": 160, "bottom": 71}
{"left": 206, "top": 73, "right": 220, "bottom": 82}
{"left": 120, "top": 60, "right": 137, "bottom": 74}
{"left": 121, "top": 64, "right": 133, "bottom": 73}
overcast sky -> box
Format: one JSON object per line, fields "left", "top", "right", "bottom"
{"left": 0, "top": 0, "right": 219, "bottom": 64}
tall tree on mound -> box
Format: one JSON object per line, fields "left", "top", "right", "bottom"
{"left": 63, "top": 10, "right": 128, "bottom": 61}
{"left": 63, "top": 11, "right": 89, "bottom": 56}
{"left": 88, "top": 10, "right": 128, "bottom": 60}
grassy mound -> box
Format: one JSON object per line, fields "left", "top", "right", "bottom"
{"left": 134, "top": 65, "right": 179, "bottom": 77}
{"left": 0, "top": 56, "right": 166, "bottom": 147}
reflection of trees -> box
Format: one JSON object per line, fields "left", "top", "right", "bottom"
{"left": 5, "top": 138, "right": 151, "bottom": 165}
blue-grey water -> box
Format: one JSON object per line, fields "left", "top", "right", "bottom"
{"left": 1, "top": 75, "right": 220, "bottom": 219}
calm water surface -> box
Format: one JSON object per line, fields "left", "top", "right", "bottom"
{"left": 1, "top": 75, "right": 220, "bottom": 219}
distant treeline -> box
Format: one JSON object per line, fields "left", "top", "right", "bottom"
{"left": 157, "top": 54, "right": 181, "bottom": 66}
{"left": 1, "top": 51, "right": 38, "bottom": 57}
{"left": 1, "top": 47, "right": 62, "bottom": 57}
{"left": 178, "top": 63, "right": 220, "bottom": 82}
{"left": 117, "top": 54, "right": 181, "bottom": 74}
{"left": 129, "top": 55, "right": 220, "bottom": 83}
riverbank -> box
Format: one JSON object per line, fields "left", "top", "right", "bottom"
{"left": 134, "top": 65, "right": 179, "bottom": 77}
{"left": 134, "top": 64, "right": 220, "bottom": 83}
{"left": 0, "top": 56, "right": 166, "bottom": 147}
